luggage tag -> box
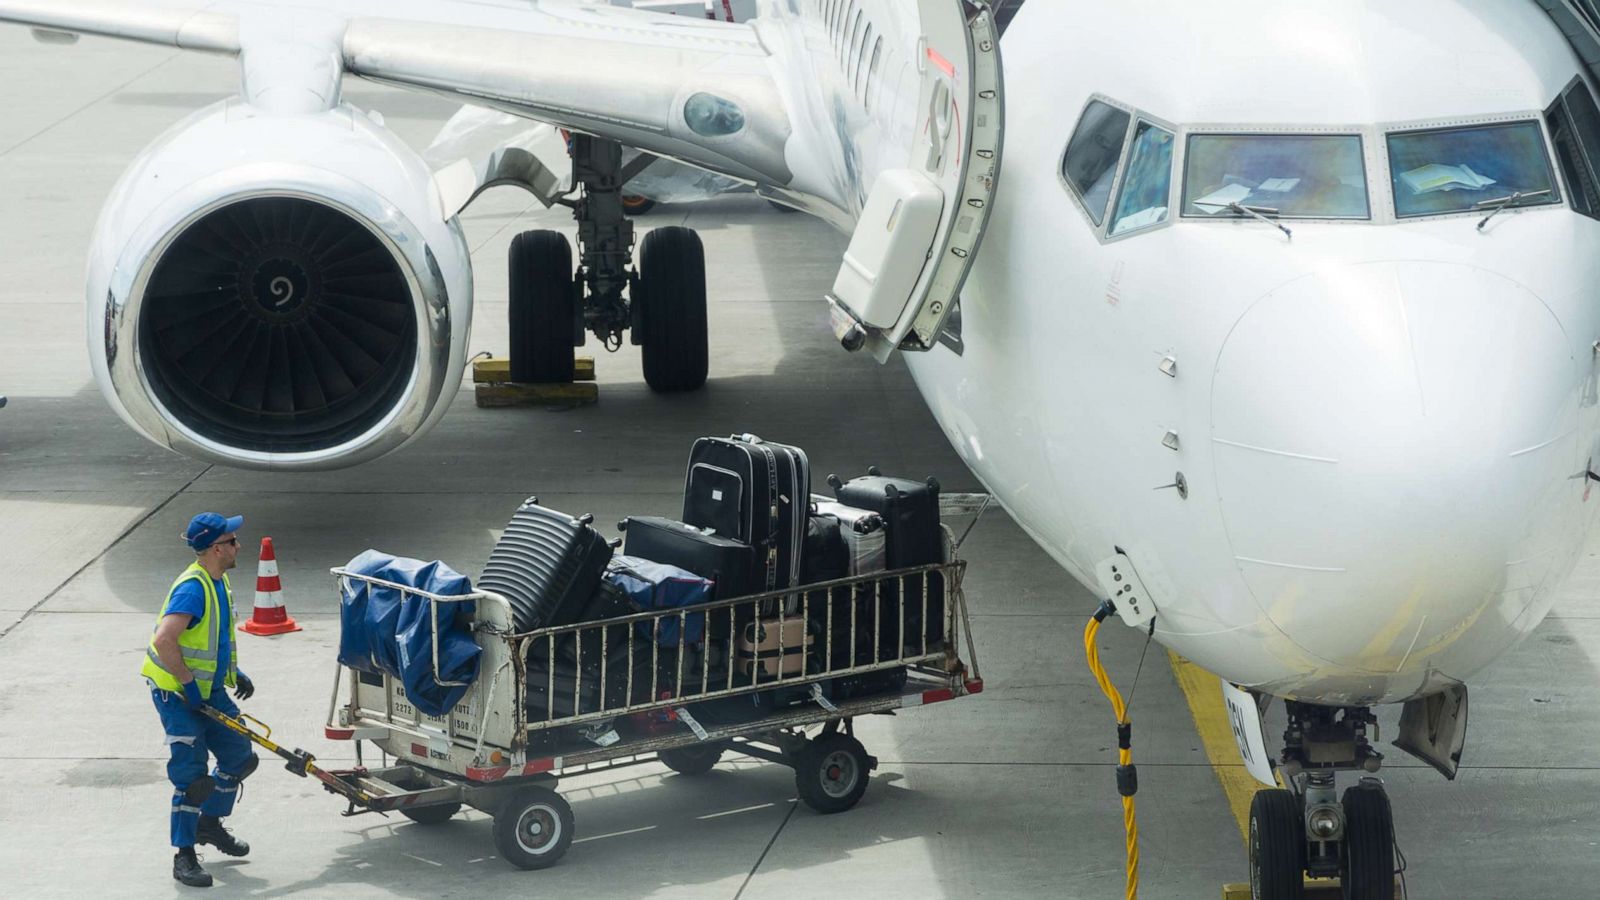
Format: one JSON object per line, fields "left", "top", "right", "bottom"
{"left": 675, "top": 707, "right": 709, "bottom": 741}
{"left": 809, "top": 682, "right": 838, "bottom": 712}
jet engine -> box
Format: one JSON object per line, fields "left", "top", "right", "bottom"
{"left": 87, "top": 100, "right": 473, "bottom": 470}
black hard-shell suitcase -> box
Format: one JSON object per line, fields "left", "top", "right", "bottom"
{"left": 479, "top": 497, "right": 614, "bottom": 633}
{"left": 683, "top": 434, "right": 810, "bottom": 594}
{"left": 621, "top": 515, "right": 759, "bottom": 645}
{"left": 620, "top": 516, "right": 760, "bottom": 601}
{"left": 828, "top": 470, "right": 944, "bottom": 655}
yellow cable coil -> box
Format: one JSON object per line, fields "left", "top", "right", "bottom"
{"left": 1084, "top": 614, "right": 1139, "bottom": 900}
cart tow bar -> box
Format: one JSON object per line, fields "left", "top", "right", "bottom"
{"left": 199, "top": 706, "right": 377, "bottom": 809}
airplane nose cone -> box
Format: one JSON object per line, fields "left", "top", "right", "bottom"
{"left": 1211, "top": 262, "right": 1586, "bottom": 692}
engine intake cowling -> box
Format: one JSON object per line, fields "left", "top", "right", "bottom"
{"left": 89, "top": 100, "right": 472, "bottom": 469}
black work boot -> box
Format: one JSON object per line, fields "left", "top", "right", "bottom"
{"left": 173, "top": 848, "right": 213, "bottom": 888}
{"left": 196, "top": 815, "right": 250, "bottom": 857}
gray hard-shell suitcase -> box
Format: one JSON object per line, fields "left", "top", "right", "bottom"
{"left": 682, "top": 434, "right": 811, "bottom": 595}
{"left": 478, "top": 497, "right": 614, "bottom": 633}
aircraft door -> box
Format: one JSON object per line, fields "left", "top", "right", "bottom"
{"left": 826, "top": 1, "right": 1003, "bottom": 361}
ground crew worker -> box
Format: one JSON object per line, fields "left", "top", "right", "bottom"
{"left": 141, "top": 512, "right": 260, "bottom": 888}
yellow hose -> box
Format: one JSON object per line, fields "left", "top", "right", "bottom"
{"left": 1084, "top": 613, "right": 1139, "bottom": 900}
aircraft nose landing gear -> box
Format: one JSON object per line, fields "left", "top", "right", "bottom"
{"left": 506, "top": 133, "right": 708, "bottom": 391}
{"left": 1248, "top": 701, "right": 1398, "bottom": 900}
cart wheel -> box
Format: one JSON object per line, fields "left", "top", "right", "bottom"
{"left": 492, "top": 785, "right": 574, "bottom": 870}
{"left": 795, "top": 733, "right": 873, "bottom": 814}
{"left": 400, "top": 802, "right": 461, "bottom": 826}
{"left": 659, "top": 744, "right": 724, "bottom": 776}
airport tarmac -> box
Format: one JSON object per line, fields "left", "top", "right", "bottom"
{"left": 1, "top": 30, "right": 1598, "bottom": 900}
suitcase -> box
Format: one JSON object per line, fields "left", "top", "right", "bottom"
{"left": 827, "top": 471, "right": 945, "bottom": 655}
{"left": 801, "top": 513, "right": 850, "bottom": 584}
{"left": 683, "top": 434, "right": 811, "bottom": 595}
{"left": 813, "top": 498, "right": 888, "bottom": 575}
{"left": 620, "top": 516, "right": 759, "bottom": 646}
{"left": 479, "top": 497, "right": 614, "bottom": 633}
{"left": 524, "top": 640, "right": 656, "bottom": 721}
{"left": 620, "top": 516, "right": 761, "bottom": 602}
{"left": 830, "top": 665, "right": 908, "bottom": 701}
{"left": 550, "top": 578, "right": 634, "bottom": 666}
{"left": 735, "top": 617, "right": 816, "bottom": 679}
{"left": 604, "top": 555, "right": 716, "bottom": 647}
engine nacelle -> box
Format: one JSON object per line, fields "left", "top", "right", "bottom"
{"left": 88, "top": 99, "right": 472, "bottom": 470}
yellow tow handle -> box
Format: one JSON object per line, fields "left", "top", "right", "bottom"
{"left": 199, "top": 707, "right": 374, "bottom": 805}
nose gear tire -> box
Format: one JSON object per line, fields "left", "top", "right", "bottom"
{"left": 509, "top": 230, "right": 577, "bottom": 384}
{"left": 1248, "top": 788, "right": 1306, "bottom": 900}
{"left": 636, "top": 226, "right": 708, "bottom": 392}
{"left": 1339, "top": 784, "right": 1395, "bottom": 900}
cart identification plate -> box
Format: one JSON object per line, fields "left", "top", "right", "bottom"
{"left": 1220, "top": 680, "right": 1276, "bottom": 787}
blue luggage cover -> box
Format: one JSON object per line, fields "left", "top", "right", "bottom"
{"left": 336, "top": 550, "right": 481, "bottom": 717}
{"left": 604, "top": 555, "right": 715, "bottom": 646}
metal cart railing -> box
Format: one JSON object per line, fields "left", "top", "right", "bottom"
{"left": 322, "top": 560, "right": 983, "bottom": 869}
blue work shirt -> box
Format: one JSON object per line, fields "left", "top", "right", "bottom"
{"left": 164, "top": 576, "right": 231, "bottom": 681}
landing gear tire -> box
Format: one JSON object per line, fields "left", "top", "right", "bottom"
{"left": 1340, "top": 784, "right": 1395, "bottom": 900}
{"left": 1249, "top": 789, "right": 1306, "bottom": 900}
{"left": 622, "top": 194, "right": 657, "bottom": 215}
{"left": 492, "top": 785, "right": 574, "bottom": 870}
{"left": 400, "top": 802, "right": 461, "bottom": 826}
{"left": 508, "top": 230, "right": 577, "bottom": 384}
{"left": 659, "top": 744, "right": 723, "bottom": 776}
{"left": 635, "top": 226, "right": 708, "bottom": 392}
{"left": 794, "top": 733, "right": 871, "bottom": 814}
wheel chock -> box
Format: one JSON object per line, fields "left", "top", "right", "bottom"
{"left": 473, "top": 355, "right": 599, "bottom": 408}
{"left": 1221, "top": 877, "right": 1400, "bottom": 899}
{"left": 473, "top": 356, "right": 595, "bottom": 384}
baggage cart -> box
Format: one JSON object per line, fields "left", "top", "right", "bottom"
{"left": 322, "top": 559, "right": 984, "bottom": 869}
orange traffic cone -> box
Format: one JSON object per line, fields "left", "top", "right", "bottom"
{"left": 242, "top": 537, "right": 300, "bottom": 636}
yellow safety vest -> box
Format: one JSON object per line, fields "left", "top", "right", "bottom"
{"left": 140, "top": 562, "right": 238, "bottom": 699}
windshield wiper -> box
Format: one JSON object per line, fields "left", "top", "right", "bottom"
{"left": 1475, "top": 188, "right": 1553, "bottom": 231}
{"left": 1222, "top": 201, "right": 1293, "bottom": 240}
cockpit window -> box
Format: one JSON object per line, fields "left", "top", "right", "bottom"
{"left": 1063, "top": 100, "right": 1132, "bottom": 226}
{"left": 1386, "top": 121, "right": 1559, "bottom": 218}
{"left": 1182, "top": 134, "right": 1370, "bottom": 219}
{"left": 1109, "top": 121, "right": 1174, "bottom": 236}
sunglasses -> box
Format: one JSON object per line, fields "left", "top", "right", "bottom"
{"left": 213, "top": 537, "right": 239, "bottom": 549}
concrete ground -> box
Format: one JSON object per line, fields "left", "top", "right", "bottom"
{"left": 1, "top": 29, "right": 1597, "bottom": 900}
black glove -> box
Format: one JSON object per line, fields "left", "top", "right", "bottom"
{"left": 234, "top": 671, "right": 255, "bottom": 701}
{"left": 182, "top": 680, "right": 205, "bottom": 711}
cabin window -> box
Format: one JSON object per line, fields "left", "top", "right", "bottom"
{"left": 1546, "top": 79, "right": 1600, "bottom": 220}
{"left": 1062, "top": 100, "right": 1132, "bottom": 226}
{"left": 1386, "top": 121, "right": 1559, "bottom": 218}
{"left": 1108, "top": 121, "right": 1175, "bottom": 236}
{"left": 1182, "top": 134, "right": 1369, "bottom": 219}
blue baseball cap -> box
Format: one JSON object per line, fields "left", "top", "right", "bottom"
{"left": 184, "top": 512, "right": 244, "bottom": 551}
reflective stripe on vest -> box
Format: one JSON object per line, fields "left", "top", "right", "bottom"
{"left": 139, "top": 562, "right": 235, "bottom": 698}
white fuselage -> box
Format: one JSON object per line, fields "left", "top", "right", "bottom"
{"left": 806, "top": 0, "right": 1600, "bottom": 703}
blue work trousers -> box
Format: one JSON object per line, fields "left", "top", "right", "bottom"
{"left": 151, "top": 683, "right": 256, "bottom": 849}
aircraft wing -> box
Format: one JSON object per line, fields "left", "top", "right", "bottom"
{"left": 1, "top": 0, "right": 1003, "bottom": 354}
{"left": 0, "top": 1, "right": 808, "bottom": 201}
{"left": 0, "top": 0, "right": 239, "bottom": 52}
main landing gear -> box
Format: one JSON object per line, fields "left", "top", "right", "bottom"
{"left": 1249, "top": 702, "right": 1399, "bottom": 900}
{"left": 507, "top": 134, "right": 708, "bottom": 391}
